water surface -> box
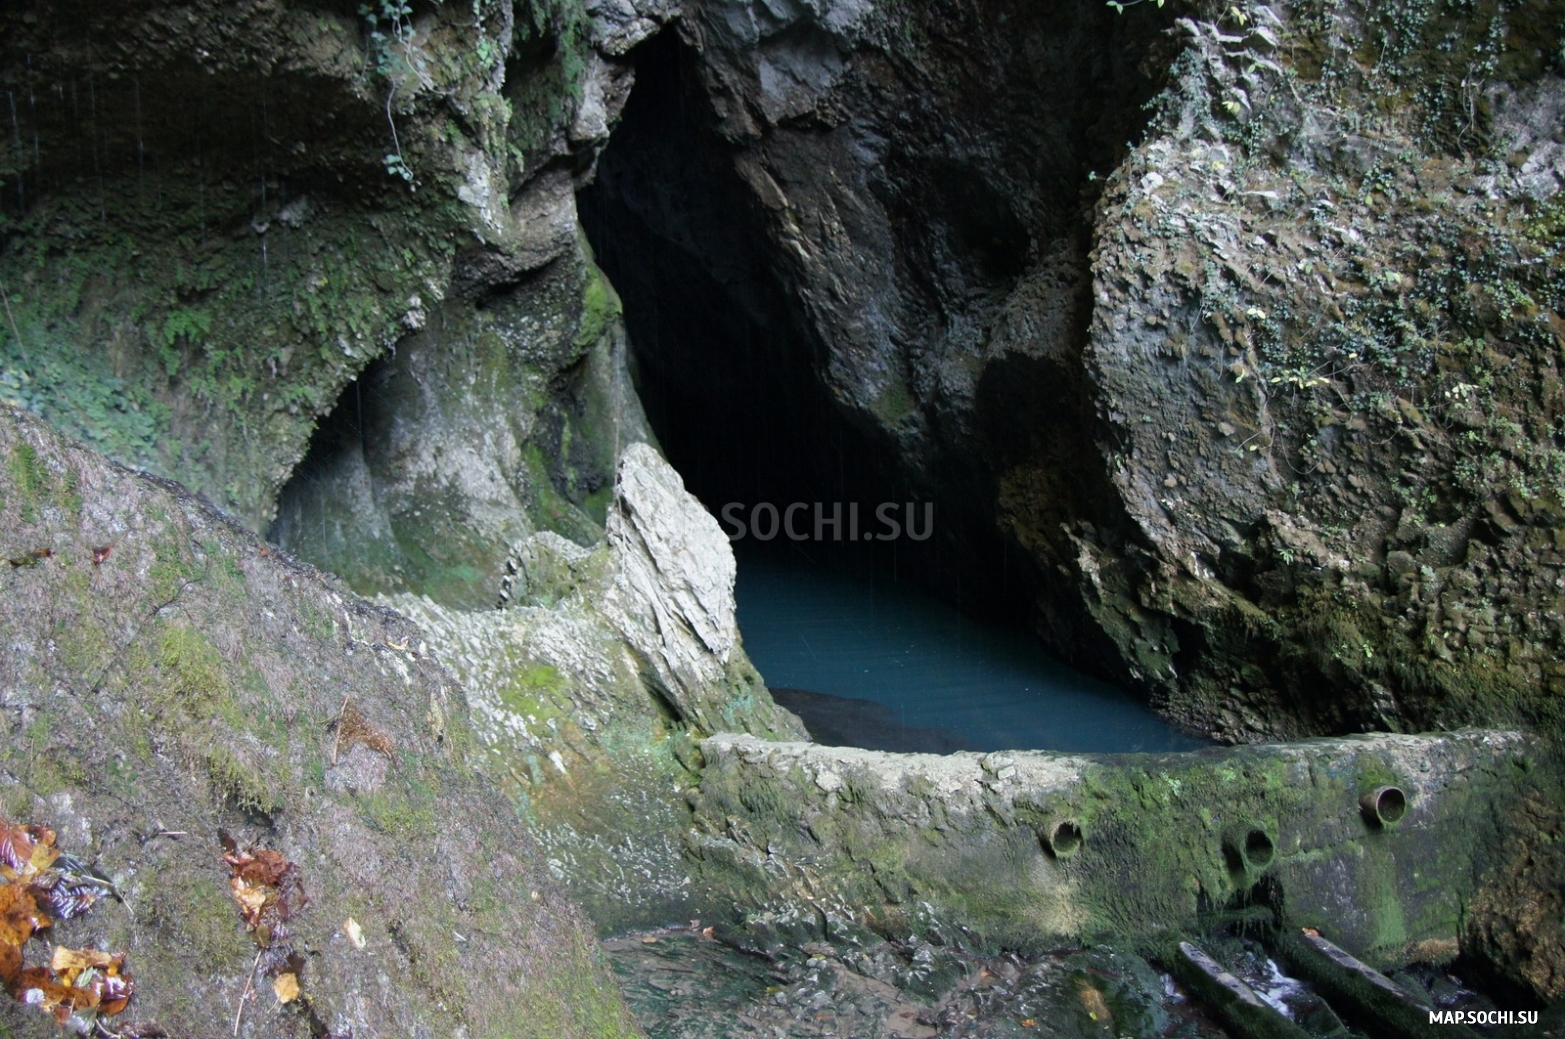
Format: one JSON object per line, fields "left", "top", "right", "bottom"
{"left": 735, "top": 549, "right": 1209, "bottom": 754}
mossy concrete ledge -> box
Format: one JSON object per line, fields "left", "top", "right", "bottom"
{"left": 689, "top": 730, "right": 1541, "bottom": 966}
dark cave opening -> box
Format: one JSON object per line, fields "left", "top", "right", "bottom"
{"left": 578, "top": 32, "right": 870, "bottom": 526}
{"left": 577, "top": 30, "right": 1033, "bottom": 625}
{"left": 577, "top": 11, "right": 1177, "bottom": 649}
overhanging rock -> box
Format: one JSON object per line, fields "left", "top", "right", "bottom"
{"left": 690, "top": 729, "right": 1539, "bottom": 965}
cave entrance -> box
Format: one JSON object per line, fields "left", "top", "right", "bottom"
{"left": 578, "top": 24, "right": 1199, "bottom": 753}
{"left": 578, "top": 31, "right": 879, "bottom": 553}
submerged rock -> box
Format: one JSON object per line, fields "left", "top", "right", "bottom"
{"left": 607, "top": 925, "right": 1228, "bottom": 1039}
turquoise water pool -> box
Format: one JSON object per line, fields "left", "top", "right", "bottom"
{"left": 735, "top": 549, "right": 1209, "bottom": 754}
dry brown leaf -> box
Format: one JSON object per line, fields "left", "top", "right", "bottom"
{"left": 0, "top": 817, "right": 133, "bottom": 1025}
{"left": 334, "top": 700, "right": 396, "bottom": 760}
{"left": 344, "top": 918, "right": 365, "bottom": 950}
{"left": 225, "top": 848, "right": 292, "bottom": 888}
{"left": 224, "top": 846, "right": 307, "bottom": 933}
{"left": 222, "top": 841, "right": 308, "bottom": 1006}
{"left": 273, "top": 972, "right": 300, "bottom": 1003}
{"left": 0, "top": 939, "right": 21, "bottom": 989}
{"left": 0, "top": 822, "right": 59, "bottom": 882}
{"left": 0, "top": 883, "right": 50, "bottom": 946}
{"left": 45, "top": 946, "right": 133, "bottom": 1017}
{"left": 50, "top": 946, "right": 119, "bottom": 979}
{"left": 14, "top": 965, "right": 95, "bottom": 1024}
{"left": 229, "top": 878, "right": 273, "bottom": 930}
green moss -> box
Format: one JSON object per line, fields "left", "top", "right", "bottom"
{"left": 0, "top": 170, "right": 459, "bottom": 526}
{"left": 359, "top": 788, "right": 438, "bottom": 841}
{"left": 151, "top": 872, "right": 250, "bottom": 975}
{"left": 55, "top": 591, "right": 115, "bottom": 678}
{"left": 7, "top": 441, "right": 46, "bottom": 520}
{"left": 388, "top": 901, "right": 466, "bottom": 1009}
{"left": 870, "top": 372, "right": 916, "bottom": 424}
{"left": 499, "top": 663, "right": 570, "bottom": 720}
{"left": 572, "top": 262, "right": 622, "bottom": 351}
{"left": 501, "top": 934, "right": 642, "bottom": 1038}
{"left": 294, "top": 595, "right": 336, "bottom": 641}
{"left": 155, "top": 622, "right": 228, "bottom": 718}
{"left": 206, "top": 746, "right": 282, "bottom": 817}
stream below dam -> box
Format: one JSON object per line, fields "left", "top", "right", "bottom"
{"left": 734, "top": 547, "right": 1208, "bottom": 755}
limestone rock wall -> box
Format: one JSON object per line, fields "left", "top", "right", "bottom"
{"left": 0, "top": 408, "right": 641, "bottom": 1038}
{"left": 628, "top": 0, "right": 1565, "bottom": 744}
{"left": 389, "top": 440, "right": 805, "bottom": 931}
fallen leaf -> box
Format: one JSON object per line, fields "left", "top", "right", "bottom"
{"left": 31, "top": 877, "right": 102, "bottom": 921}
{"left": 15, "top": 965, "right": 94, "bottom": 1024}
{"left": 47, "top": 946, "right": 133, "bottom": 1016}
{"left": 230, "top": 877, "right": 273, "bottom": 930}
{"left": 344, "top": 918, "right": 365, "bottom": 950}
{"left": 1079, "top": 983, "right": 1111, "bottom": 1023}
{"left": 0, "top": 884, "right": 50, "bottom": 946}
{"left": 97, "top": 968, "right": 134, "bottom": 1016}
{"left": 225, "top": 848, "right": 292, "bottom": 889}
{"left": 273, "top": 972, "right": 300, "bottom": 1003}
{"left": 91, "top": 545, "right": 112, "bottom": 565}
{"left": 223, "top": 842, "right": 308, "bottom": 1002}
{"left": 0, "top": 816, "right": 133, "bottom": 1025}
{"left": 0, "top": 940, "right": 21, "bottom": 988}
{"left": 0, "top": 822, "right": 60, "bottom": 882}
{"left": 50, "top": 946, "right": 119, "bottom": 979}
{"left": 224, "top": 846, "right": 307, "bottom": 932}
{"left": 332, "top": 699, "right": 395, "bottom": 761}
{"left": 6, "top": 548, "right": 53, "bottom": 568}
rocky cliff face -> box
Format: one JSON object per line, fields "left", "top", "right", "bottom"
{"left": 586, "top": 0, "right": 1565, "bottom": 746}
{"left": 5, "top": 0, "right": 1565, "bottom": 1011}
{"left": 5, "top": 0, "right": 1561, "bottom": 757}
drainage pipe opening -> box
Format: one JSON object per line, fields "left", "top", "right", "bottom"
{"left": 1224, "top": 826, "right": 1276, "bottom": 874}
{"left": 1043, "top": 820, "right": 1084, "bottom": 859}
{"left": 1359, "top": 786, "right": 1408, "bottom": 828}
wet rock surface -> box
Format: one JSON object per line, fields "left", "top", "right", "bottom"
{"left": 690, "top": 731, "right": 1540, "bottom": 959}
{"left": 610, "top": 924, "right": 1565, "bottom": 1039}
{"left": 4, "top": 0, "right": 1565, "bottom": 1019}
{"left": 607, "top": 926, "right": 1230, "bottom": 1039}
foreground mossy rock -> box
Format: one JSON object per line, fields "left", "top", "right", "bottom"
{"left": 392, "top": 442, "right": 806, "bottom": 931}
{"left": 0, "top": 409, "right": 640, "bottom": 1038}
